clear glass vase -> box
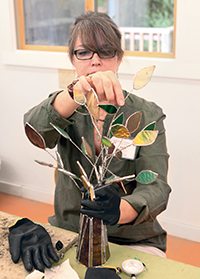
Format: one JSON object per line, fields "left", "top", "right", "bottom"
{"left": 76, "top": 213, "right": 110, "bottom": 267}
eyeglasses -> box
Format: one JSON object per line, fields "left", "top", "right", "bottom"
{"left": 73, "top": 48, "right": 117, "bottom": 60}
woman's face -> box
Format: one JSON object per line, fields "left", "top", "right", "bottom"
{"left": 72, "top": 37, "right": 122, "bottom": 77}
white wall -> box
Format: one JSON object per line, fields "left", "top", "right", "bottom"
{"left": 0, "top": 1, "right": 200, "bottom": 242}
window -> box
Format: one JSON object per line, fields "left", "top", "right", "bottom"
{"left": 15, "top": 0, "right": 176, "bottom": 58}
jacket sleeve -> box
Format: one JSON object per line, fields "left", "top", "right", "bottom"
{"left": 24, "top": 91, "right": 73, "bottom": 149}
{"left": 122, "top": 104, "right": 171, "bottom": 225}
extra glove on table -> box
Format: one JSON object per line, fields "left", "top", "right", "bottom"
{"left": 8, "top": 218, "right": 59, "bottom": 272}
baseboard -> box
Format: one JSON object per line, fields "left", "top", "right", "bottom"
{"left": 0, "top": 181, "right": 54, "bottom": 204}
{"left": 159, "top": 216, "right": 200, "bottom": 242}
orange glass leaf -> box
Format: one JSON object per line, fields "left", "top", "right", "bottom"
{"left": 25, "top": 122, "right": 46, "bottom": 149}
{"left": 133, "top": 65, "right": 155, "bottom": 90}
{"left": 133, "top": 130, "right": 158, "bottom": 146}
{"left": 73, "top": 88, "right": 86, "bottom": 105}
{"left": 125, "top": 111, "right": 142, "bottom": 133}
{"left": 86, "top": 89, "right": 100, "bottom": 120}
{"left": 111, "top": 124, "right": 130, "bottom": 138}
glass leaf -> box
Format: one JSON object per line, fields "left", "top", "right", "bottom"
{"left": 136, "top": 170, "right": 158, "bottom": 184}
{"left": 133, "top": 65, "right": 155, "bottom": 90}
{"left": 133, "top": 130, "right": 158, "bottom": 146}
{"left": 50, "top": 123, "right": 71, "bottom": 140}
{"left": 111, "top": 124, "right": 130, "bottom": 138}
{"left": 99, "top": 104, "right": 117, "bottom": 114}
{"left": 34, "top": 160, "right": 54, "bottom": 168}
{"left": 58, "top": 168, "right": 80, "bottom": 180}
{"left": 25, "top": 122, "right": 46, "bottom": 149}
{"left": 73, "top": 88, "right": 86, "bottom": 105}
{"left": 112, "top": 112, "right": 124, "bottom": 126}
{"left": 86, "top": 89, "right": 100, "bottom": 120}
{"left": 144, "top": 121, "right": 156, "bottom": 131}
{"left": 125, "top": 111, "right": 142, "bottom": 133}
{"left": 101, "top": 136, "right": 113, "bottom": 148}
{"left": 77, "top": 160, "right": 88, "bottom": 178}
{"left": 81, "top": 137, "right": 93, "bottom": 159}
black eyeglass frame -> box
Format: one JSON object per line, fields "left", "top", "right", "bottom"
{"left": 73, "top": 48, "right": 117, "bottom": 60}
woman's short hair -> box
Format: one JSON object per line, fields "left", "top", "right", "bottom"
{"left": 68, "top": 11, "right": 124, "bottom": 61}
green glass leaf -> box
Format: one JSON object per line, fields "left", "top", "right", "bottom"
{"left": 133, "top": 130, "right": 158, "bottom": 146}
{"left": 125, "top": 111, "right": 142, "bottom": 133}
{"left": 112, "top": 112, "right": 124, "bottom": 126}
{"left": 81, "top": 137, "right": 93, "bottom": 159}
{"left": 111, "top": 124, "right": 130, "bottom": 138}
{"left": 144, "top": 121, "right": 156, "bottom": 131}
{"left": 135, "top": 170, "right": 158, "bottom": 184}
{"left": 50, "top": 123, "right": 71, "bottom": 141}
{"left": 25, "top": 122, "right": 46, "bottom": 149}
{"left": 101, "top": 136, "right": 113, "bottom": 148}
{"left": 99, "top": 104, "right": 117, "bottom": 114}
{"left": 133, "top": 65, "right": 156, "bottom": 90}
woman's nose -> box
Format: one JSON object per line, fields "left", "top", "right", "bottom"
{"left": 91, "top": 53, "right": 102, "bottom": 65}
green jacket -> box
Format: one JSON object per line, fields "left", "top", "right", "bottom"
{"left": 24, "top": 90, "right": 171, "bottom": 252}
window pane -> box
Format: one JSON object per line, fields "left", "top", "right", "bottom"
{"left": 23, "top": 0, "right": 85, "bottom": 46}
{"left": 96, "top": 0, "right": 175, "bottom": 54}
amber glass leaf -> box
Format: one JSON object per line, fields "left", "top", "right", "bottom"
{"left": 99, "top": 104, "right": 117, "bottom": 114}
{"left": 81, "top": 137, "right": 93, "bottom": 159}
{"left": 86, "top": 89, "right": 100, "bottom": 120}
{"left": 111, "top": 124, "right": 130, "bottom": 138}
{"left": 25, "top": 122, "right": 46, "bottom": 149}
{"left": 112, "top": 112, "right": 124, "bottom": 126}
{"left": 125, "top": 111, "right": 142, "bottom": 133}
{"left": 133, "top": 65, "right": 155, "bottom": 90}
{"left": 144, "top": 121, "right": 156, "bottom": 131}
{"left": 73, "top": 88, "right": 86, "bottom": 105}
{"left": 50, "top": 123, "right": 71, "bottom": 140}
{"left": 136, "top": 170, "right": 158, "bottom": 184}
{"left": 101, "top": 136, "right": 113, "bottom": 148}
{"left": 133, "top": 130, "right": 158, "bottom": 146}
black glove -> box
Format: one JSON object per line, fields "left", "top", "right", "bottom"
{"left": 80, "top": 185, "right": 121, "bottom": 225}
{"left": 85, "top": 267, "right": 121, "bottom": 279}
{"left": 8, "top": 218, "right": 59, "bottom": 272}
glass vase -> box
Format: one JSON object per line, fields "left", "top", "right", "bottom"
{"left": 76, "top": 213, "right": 110, "bottom": 267}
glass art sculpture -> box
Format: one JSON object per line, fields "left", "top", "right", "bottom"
{"left": 25, "top": 65, "right": 158, "bottom": 267}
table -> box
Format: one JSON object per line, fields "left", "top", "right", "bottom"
{"left": 1, "top": 211, "right": 200, "bottom": 279}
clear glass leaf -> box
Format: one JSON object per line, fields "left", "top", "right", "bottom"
{"left": 135, "top": 170, "right": 158, "bottom": 184}
{"left": 111, "top": 124, "right": 130, "bottom": 138}
{"left": 133, "top": 130, "right": 158, "bottom": 146}
{"left": 73, "top": 87, "right": 86, "bottom": 105}
{"left": 99, "top": 104, "right": 117, "bottom": 114}
{"left": 77, "top": 160, "right": 88, "bottom": 179}
{"left": 81, "top": 137, "right": 93, "bottom": 159}
{"left": 86, "top": 89, "right": 100, "bottom": 120}
{"left": 34, "top": 160, "right": 54, "bottom": 168}
{"left": 25, "top": 122, "right": 46, "bottom": 149}
{"left": 50, "top": 123, "right": 71, "bottom": 140}
{"left": 133, "top": 65, "right": 155, "bottom": 90}
{"left": 125, "top": 111, "right": 142, "bottom": 133}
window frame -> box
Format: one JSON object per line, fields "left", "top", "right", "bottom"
{"left": 15, "top": 0, "right": 176, "bottom": 58}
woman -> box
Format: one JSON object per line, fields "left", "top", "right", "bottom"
{"left": 24, "top": 11, "right": 171, "bottom": 257}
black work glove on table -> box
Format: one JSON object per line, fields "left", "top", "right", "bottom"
{"left": 8, "top": 218, "right": 59, "bottom": 272}
{"left": 80, "top": 186, "right": 121, "bottom": 225}
{"left": 85, "top": 267, "right": 121, "bottom": 279}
